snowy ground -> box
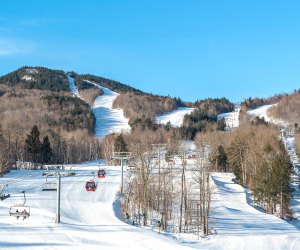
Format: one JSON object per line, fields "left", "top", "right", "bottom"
{"left": 156, "top": 107, "right": 194, "bottom": 127}
{"left": 0, "top": 164, "right": 193, "bottom": 250}
{"left": 200, "top": 173, "right": 300, "bottom": 250}
{"left": 2, "top": 165, "right": 300, "bottom": 250}
{"left": 217, "top": 108, "right": 240, "bottom": 130}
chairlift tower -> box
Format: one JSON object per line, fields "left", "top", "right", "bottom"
{"left": 112, "top": 152, "right": 132, "bottom": 194}
{"left": 55, "top": 173, "right": 61, "bottom": 223}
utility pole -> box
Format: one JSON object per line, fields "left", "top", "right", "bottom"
{"left": 55, "top": 173, "right": 61, "bottom": 223}
{"left": 112, "top": 152, "right": 132, "bottom": 194}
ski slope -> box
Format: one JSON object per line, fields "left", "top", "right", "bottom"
{"left": 0, "top": 164, "right": 192, "bottom": 250}
{"left": 67, "top": 76, "right": 131, "bottom": 138}
{"left": 247, "top": 104, "right": 276, "bottom": 122}
{"left": 156, "top": 107, "right": 194, "bottom": 127}
{"left": 217, "top": 108, "right": 240, "bottom": 130}
{"left": 1, "top": 166, "right": 300, "bottom": 249}
{"left": 85, "top": 80, "right": 131, "bottom": 138}
{"left": 186, "top": 173, "right": 300, "bottom": 250}
{"left": 67, "top": 75, "right": 81, "bottom": 99}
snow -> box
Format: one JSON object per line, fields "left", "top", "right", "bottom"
{"left": 67, "top": 75, "right": 81, "bottom": 99}
{"left": 217, "top": 108, "right": 240, "bottom": 130}
{"left": 25, "top": 68, "right": 38, "bottom": 74}
{"left": 21, "top": 75, "right": 34, "bottom": 82}
{"left": 211, "top": 173, "right": 298, "bottom": 235}
{"left": 217, "top": 104, "right": 285, "bottom": 130}
{"left": 0, "top": 164, "right": 191, "bottom": 250}
{"left": 281, "top": 135, "right": 300, "bottom": 223}
{"left": 84, "top": 80, "right": 131, "bottom": 138}
{"left": 247, "top": 104, "right": 275, "bottom": 122}
{"left": 204, "top": 172, "right": 300, "bottom": 249}
{"left": 156, "top": 107, "right": 194, "bottom": 127}
{"left": 66, "top": 76, "right": 131, "bottom": 139}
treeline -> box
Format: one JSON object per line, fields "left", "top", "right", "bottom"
{"left": 178, "top": 98, "right": 234, "bottom": 139}
{"left": 42, "top": 95, "right": 95, "bottom": 133}
{"left": 0, "top": 85, "right": 99, "bottom": 168}
{"left": 202, "top": 125, "right": 293, "bottom": 218}
{"left": 69, "top": 72, "right": 143, "bottom": 94}
{"left": 0, "top": 67, "right": 69, "bottom": 92}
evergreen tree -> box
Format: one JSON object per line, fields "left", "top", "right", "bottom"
{"left": 114, "top": 133, "right": 128, "bottom": 152}
{"left": 217, "top": 145, "right": 228, "bottom": 171}
{"left": 41, "top": 135, "right": 52, "bottom": 164}
{"left": 25, "top": 125, "right": 41, "bottom": 163}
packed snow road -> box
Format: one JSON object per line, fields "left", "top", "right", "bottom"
{"left": 0, "top": 164, "right": 191, "bottom": 250}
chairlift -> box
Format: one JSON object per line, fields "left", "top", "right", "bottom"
{"left": 42, "top": 175, "right": 57, "bottom": 191}
{"left": 97, "top": 169, "right": 106, "bottom": 178}
{"left": 85, "top": 180, "right": 97, "bottom": 192}
{"left": 9, "top": 191, "right": 30, "bottom": 219}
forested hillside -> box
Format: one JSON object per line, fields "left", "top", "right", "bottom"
{"left": 178, "top": 98, "right": 234, "bottom": 139}
{"left": 0, "top": 67, "right": 100, "bottom": 168}
{"left": 113, "top": 93, "right": 182, "bottom": 130}
{"left": 0, "top": 66, "right": 69, "bottom": 91}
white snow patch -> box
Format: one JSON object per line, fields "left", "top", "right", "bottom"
{"left": 247, "top": 104, "right": 275, "bottom": 122}
{"left": 84, "top": 80, "right": 131, "bottom": 138}
{"left": 217, "top": 108, "right": 240, "bottom": 130}
{"left": 246, "top": 103, "right": 287, "bottom": 126}
{"left": 21, "top": 75, "right": 34, "bottom": 82}
{"left": 67, "top": 75, "right": 81, "bottom": 99}
{"left": 25, "top": 68, "right": 38, "bottom": 74}
{"left": 156, "top": 107, "right": 194, "bottom": 127}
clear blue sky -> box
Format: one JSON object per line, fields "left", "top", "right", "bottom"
{"left": 1, "top": 0, "right": 300, "bottom": 102}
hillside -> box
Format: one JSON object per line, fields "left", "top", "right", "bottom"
{"left": 68, "top": 71, "right": 185, "bottom": 131}
{"left": 0, "top": 66, "right": 69, "bottom": 92}
{"left": 0, "top": 67, "right": 99, "bottom": 166}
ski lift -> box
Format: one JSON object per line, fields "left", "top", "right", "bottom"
{"left": 85, "top": 180, "right": 97, "bottom": 192}
{"left": 42, "top": 175, "right": 57, "bottom": 191}
{"left": 97, "top": 169, "right": 106, "bottom": 178}
{"left": 9, "top": 191, "right": 30, "bottom": 219}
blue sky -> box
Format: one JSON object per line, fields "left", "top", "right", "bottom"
{"left": 1, "top": 0, "right": 300, "bottom": 102}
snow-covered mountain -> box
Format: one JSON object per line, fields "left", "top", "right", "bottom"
{"left": 1, "top": 67, "right": 300, "bottom": 250}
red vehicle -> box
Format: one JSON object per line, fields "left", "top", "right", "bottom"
{"left": 85, "top": 180, "right": 97, "bottom": 192}
{"left": 97, "top": 169, "right": 106, "bottom": 178}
